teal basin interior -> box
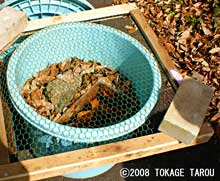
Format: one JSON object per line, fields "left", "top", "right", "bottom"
{"left": 7, "top": 22, "right": 161, "bottom": 143}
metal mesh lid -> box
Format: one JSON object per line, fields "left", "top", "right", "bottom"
{"left": 0, "top": 0, "right": 94, "bottom": 20}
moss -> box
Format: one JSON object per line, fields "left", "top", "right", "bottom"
{"left": 168, "top": 11, "right": 175, "bottom": 17}
{"left": 150, "top": 21, "right": 156, "bottom": 27}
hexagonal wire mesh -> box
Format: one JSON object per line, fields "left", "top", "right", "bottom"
{"left": 0, "top": 16, "right": 175, "bottom": 161}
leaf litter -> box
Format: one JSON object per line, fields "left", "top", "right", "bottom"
{"left": 115, "top": 0, "right": 220, "bottom": 137}
{"left": 22, "top": 57, "right": 140, "bottom": 128}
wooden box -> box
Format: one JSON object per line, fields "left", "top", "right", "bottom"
{"left": 0, "top": 4, "right": 214, "bottom": 180}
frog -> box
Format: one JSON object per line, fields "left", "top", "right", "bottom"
{"left": 46, "top": 79, "right": 80, "bottom": 113}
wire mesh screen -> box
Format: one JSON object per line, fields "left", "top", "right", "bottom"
{"left": 0, "top": 16, "right": 175, "bottom": 161}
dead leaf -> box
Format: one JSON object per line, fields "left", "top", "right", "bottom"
{"left": 178, "top": 26, "right": 192, "bottom": 45}
{"left": 211, "top": 55, "right": 220, "bottom": 63}
{"left": 22, "top": 79, "right": 32, "bottom": 98}
{"left": 202, "top": 66, "right": 211, "bottom": 72}
{"left": 30, "top": 88, "right": 43, "bottom": 107}
{"left": 202, "top": 23, "right": 212, "bottom": 36}
{"left": 125, "top": 25, "right": 137, "bottom": 34}
{"left": 49, "top": 64, "right": 59, "bottom": 77}
{"left": 213, "top": 78, "right": 219, "bottom": 86}
{"left": 165, "top": 43, "right": 175, "bottom": 53}
{"left": 91, "top": 99, "right": 100, "bottom": 110}
{"left": 76, "top": 110, "right": 93, "bottom": 122}
{"left": 209, "top": 47, "right": 220, "bottom": 54}
{"left": 58, "top": 58, "right": 71, "bottom": 72}
{"left": 201, "top": 60, "right": 209, "bottom": 67}
{"left": 36, "top": 75, "right": 56, "bottom": 84}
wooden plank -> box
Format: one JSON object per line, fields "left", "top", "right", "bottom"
{"left": 0, "top": 61, "right": 17, "bottom": 155}
{"left": 130, "top": 9, "right": 183, "bottom": 88}
{"left": 0, "top": 7, "right": 28, "bottom": 54}
{"left": 0, "top": 97, "right": 10, "bottom": 165}
{"left": 25, "top": 3, "right": 137, "bottom": 32}
{"left": 159, "top": 77, "right": 214, "bottom": 144}
{"left": 0, "top": 121, "right": 213, "bottom": 181}
{"left": 0, "top": 97, "right": 17, "bottom": 156}
{"left": 0, "top": 33, "right": 23, "bottom": 55}
{"left": 130, "top": 9, "right": 175, "bottom": 70}
{"left": 41, "top": 176, "right": 64, "bottom": 181}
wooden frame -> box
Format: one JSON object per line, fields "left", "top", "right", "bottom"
{"left": 0, "top": 4, "right": 214, "bottom": 180}
{"left": 0, "top": 98, "right": 10, "bottom": 165}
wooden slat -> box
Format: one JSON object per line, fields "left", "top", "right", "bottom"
{"left": 0, "top": 121, "right": 213, "bottom": 181}
{"left": 130, "top": 9, "right": 175, "bottom": 70}
{"left": 0, "top": 98, "right": 10, "bottom": 165}
{"left": 25, "top": 3, "right": 137, "bottom": 32}
{"left": 0, "top": 33, "right": 23, "bottom": 55}
{"left": 130, "top": 9, "right": 182, "bottom": 88}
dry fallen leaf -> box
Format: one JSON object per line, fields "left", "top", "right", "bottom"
{"left": 202, "top": 23, "right": 212, "bottom": 36}
{"left": 22, "top": 57, "right": 134, "bottom": 125}
{"left": 209, "top": 47, "right": 220, "bottom": 54}
{"left": 76, "top": 110, "right": 93, "bottom": 122}
{"left": 210, "top": 112, "right": 220, "bottom": 122}
{"left": 91, "top": 98, "right": 100, "bottom": 110}
{"left": 165, "top": 43, "right": 175, "bottom": 53}
{"left": 125, "top": 25, "right": 137, "bottom": 34}
{"left": 114, "top": 0, "right": 220, "bottom": 126}
{"left": 178, "top": 26, "right": 192, "bottom": 45}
